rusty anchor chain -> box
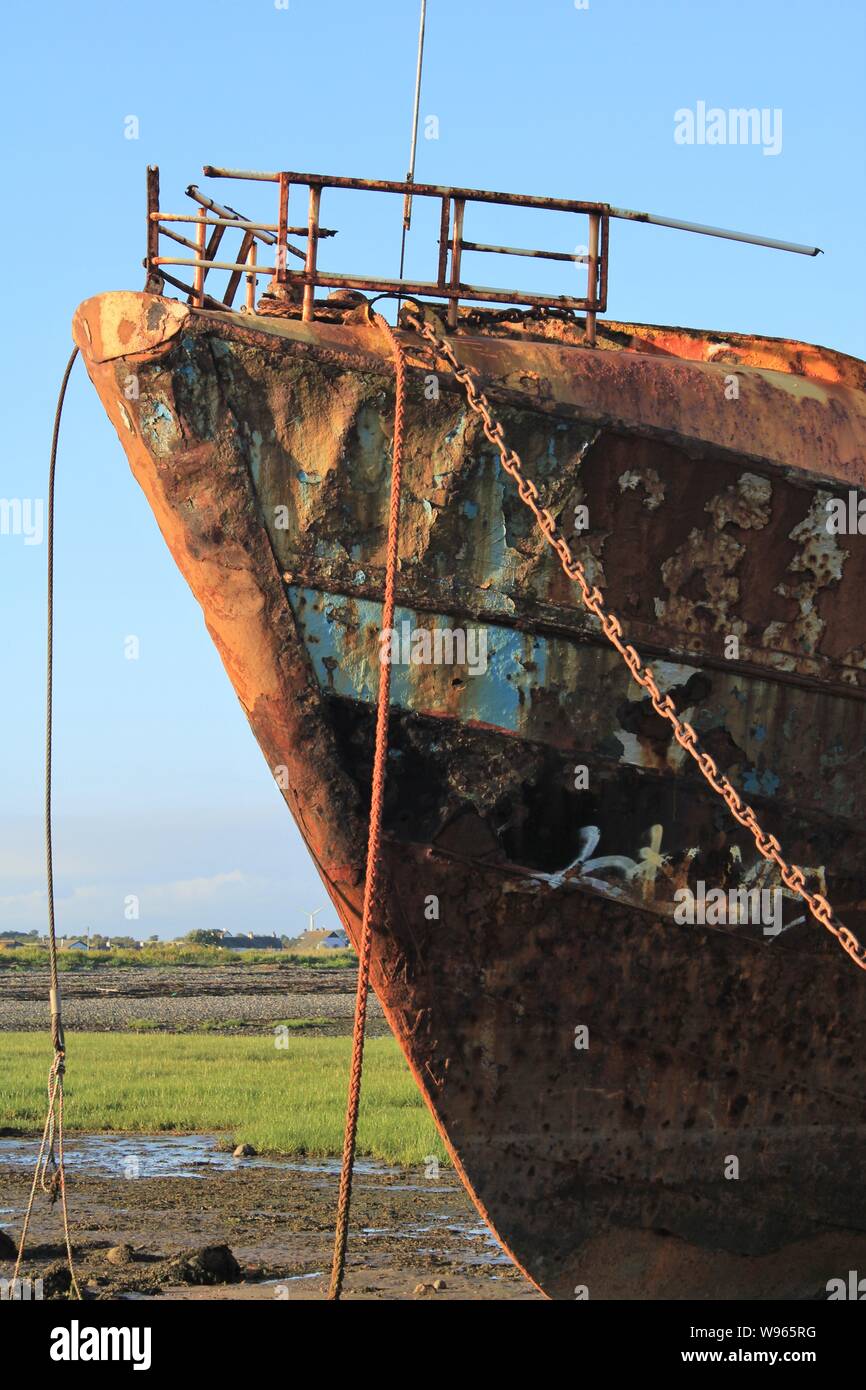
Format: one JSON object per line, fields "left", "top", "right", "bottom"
{"left": 402, "top": 306, "right": 866, "bottom": 975}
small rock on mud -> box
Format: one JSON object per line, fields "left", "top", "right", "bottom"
{"left": 0, "top": 1229, "right": 17, "bottom": 1260}
{"left": 166, "top": 1243, "right": 241, "bottom": 1285}
{"left": 106, "top": 1243, "right": 136, "bottom": 1266}
{"left": 232, "top": 1143, "right": 256, "bottom": 1158}
{"left": 43, "top": 1262, "right": 73, "bottom": 1298}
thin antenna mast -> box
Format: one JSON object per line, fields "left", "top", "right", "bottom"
{"left": 399, "top": 0, "right": 428, "bottom": 283}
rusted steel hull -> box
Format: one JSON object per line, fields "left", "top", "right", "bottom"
{"left": 73, "top": 292, "right": 866, "bottom": 1299}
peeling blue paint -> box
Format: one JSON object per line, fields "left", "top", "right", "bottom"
{"left": 246, "top": 428, "right": 263, "bottom": 487}
{"left": 139, "top": 398, "right": 179, "bottom": 456}
{"left": 288, "top": 585, "right": 522, "bottom": 730}
{"left": 284, "top": 582, "right": 825, "bottom": 804}
{"left": 743, "top": 766, "right": 781, "bottom": 796}
{"left": 175, "top": 357, "right": 197, "bottom": 384}
{"left": 460, "top": 628, "right": 521, "bottom": 729}
{"left": 443, "top": 415, "right": 466, "bottom": 444}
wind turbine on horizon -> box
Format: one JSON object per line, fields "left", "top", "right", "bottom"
{"left": 300, "top": 907, "right": 326, "bottom": 934}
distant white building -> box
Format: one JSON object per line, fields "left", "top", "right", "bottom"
{"left": 321, "top": 929, "right": 350, "bottom": 949}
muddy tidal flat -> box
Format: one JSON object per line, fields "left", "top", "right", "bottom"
{"left": 0, "top": 1134, "right": 539, "bottom": 1300}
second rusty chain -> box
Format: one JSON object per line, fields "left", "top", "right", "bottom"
{"left": 403, "top": 306, "right": 866, "bottom": 975}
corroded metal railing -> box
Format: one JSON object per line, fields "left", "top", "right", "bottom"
{"left": 143, "top": 165, "right": 821, "bottom": 345}
{"left": 144, "top": 165, "right": 609, "bottom": 340}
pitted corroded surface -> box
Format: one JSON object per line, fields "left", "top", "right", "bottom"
{"left": 73, "top": 292, "right": 866, "bottom": 1300}
{"left": 171, "top": 322, "right": 866, "bottom": 693}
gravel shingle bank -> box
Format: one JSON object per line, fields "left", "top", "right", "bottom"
{"left": 0, "top": 966, "right": 385, "bottom": 1035}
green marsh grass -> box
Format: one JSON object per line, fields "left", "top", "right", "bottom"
{"left": 0, "top": 945, "right": 356, "bottom": 970}
{"left": 0, "top": 1032, "right": 446, "bottom": 1167}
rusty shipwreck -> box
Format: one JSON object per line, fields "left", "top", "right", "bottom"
{"left": 72, "top": 166, "right": 866, "bottom": 1300}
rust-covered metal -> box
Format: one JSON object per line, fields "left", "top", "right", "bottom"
{"left": 144, "top": 164, "right": 822, "bottom": 333}
{"left": 148, "top": 166, "right": 612, "bottom": 323}
{"left": 72, "top": 288, "right": 866, "bottom": 1299}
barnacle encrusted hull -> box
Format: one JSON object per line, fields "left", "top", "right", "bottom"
{"left": 74, "top": 291, "right": 866, "bottom": 1299}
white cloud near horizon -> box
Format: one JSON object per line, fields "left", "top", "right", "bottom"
{"left": 0, "top": 811, "right": 330, "bottom": 938}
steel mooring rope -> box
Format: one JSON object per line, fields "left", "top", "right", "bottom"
{"left": 327, "top": 315, "right": 407, "bottom": 1301}
{"left": 14, "top": 346, "right": 82, "bottom": 1299}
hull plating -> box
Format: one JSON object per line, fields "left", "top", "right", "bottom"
{"left": 73, "top": 291, "right": 866, "bottom": 1298}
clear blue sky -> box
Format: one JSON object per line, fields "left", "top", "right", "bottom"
{"left": 2, "top": 0, "right": 864, "bottom": 939}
